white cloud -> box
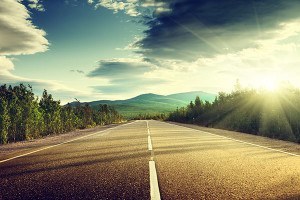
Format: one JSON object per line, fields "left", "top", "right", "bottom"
{"left": 95, "top": 0, "right": 133, "bottom": 15}
{"left": 87, "top": 0, "right": 94, "bottom": 5}
{"left": 0, "top": 66, "right": 99, "bottom": 104}
{"left": 140, "top": 19, "right": 300, "bottom": 94}
{"left": 88, "top": 18, "right": 300, "bottom": 96}
{"left": 0, "top": 56, "right": 14, "bottom": 72}
{"left": 28, "top": 0, "right": 45, "bottom": 11}
{"left": 115, "top": 35, "right": 142, "bottom": 51}
{"left": 0, "top": 0, "right": 50, "bottom": 96}
{"left": 141, "top": 0, "right": 170, "bottom": 15}
{"left": 94, "top": 0, "right": 170, "bottom": 17}
{"left": 0, "top": 1, "right": 88, "bottom": 103}
{"left": 0, "top": 0, "right": 49, "bottom": 56}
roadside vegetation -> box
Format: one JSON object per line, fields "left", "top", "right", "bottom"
{"left": 0, "top": 84, "right": 122, "bottom": 144}
{"left": 131, "top": 113, "right": 167, "bottom": 120}
{"left": 168, "top": 83, "right": 300, "bottom": 143}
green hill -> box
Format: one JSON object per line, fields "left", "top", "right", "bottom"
{"left": 69, "top": 91, "right": 216, "bottom": 118}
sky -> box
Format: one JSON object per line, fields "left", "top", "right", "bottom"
{"left": 1, "top": 0, "right": 300, "bottom": 103}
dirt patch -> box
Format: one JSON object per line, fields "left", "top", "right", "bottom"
{"left": 167, "top": 121, "right": 300, "bottom": 155}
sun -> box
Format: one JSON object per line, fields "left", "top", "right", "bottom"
{"left": 249, "top": 76, "right": 280, "bottom": 91}
{"left": 262, "top": 78, "right": 278, "bottom": 91}
{"left": 258, "top": 77, "right": 279, "bottom": 91}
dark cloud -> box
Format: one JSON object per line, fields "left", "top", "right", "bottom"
{"left": 87, "top": 59, "right": 168, "bottom": 94}
{"left": 136, "top": 0, "right": 300, "bottom": 61}
{"left": 87, "top": 59, "right": 154, "bottom": 78}
{"left": 91, "top": 78, "right": 168, "bottom": 94}
{"left": 70, "top": 69, "right": 85, "bottom": 74}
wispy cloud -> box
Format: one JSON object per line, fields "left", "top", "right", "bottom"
{"left": 87, "top": 0, "right": 94, "bottom": 5}
{"left": 115, "top": 35, "right": 142, "bottom": 51}
{"left": 27, "top": 0, "right": 45, "bottom": 11}
{"left": 92, "top": 0, "right": 170, "bottom": 17}
{"left": 91, "top": 78, "right": 167, "bottom": 94}
{"left": 70, "top": 69, "right": 85, "bottom": 74}
{"left": 87, "top": 58, "right": 155, "bottom": 78}
{"left": 0, "top": 67, "right": 103, "bottom": 104}
{"left": 94, "top": 0, "right": 140, "bottom": 16}
{"left": 87, "top": 58, "right": 168, "bottom": 95}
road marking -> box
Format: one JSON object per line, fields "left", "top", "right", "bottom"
{"left": 147, "top": 121, "right": 161, "bottom": 199}
{"left": 148, "top": 135, "right": 153, "bottom": 151}
{"left": 169, "top": 123, "right": 300, "bottom": 157}
{"left": 149, "top": 161, "right": 161, "bottom": 200}
{"left": 0, "top": 121, "right": 136, "bottom": 164}
{"left": 210, "top": 133, "right": 300, "bottom": 157}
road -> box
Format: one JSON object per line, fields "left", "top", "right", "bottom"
{"left": 0, "top": 120, "right": 299, "bottom": 199}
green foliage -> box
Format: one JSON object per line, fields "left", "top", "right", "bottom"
{"left": 0, "top": 84, "right": 123, "bottom": 144}
{"left": 168, "top": 87, "right": 300, "bottom": 143}
{"left": 132, "top": 113, "right": 167, "bottom": 120}
{"left": 0, "top": 97, "right": 9, "bottom": 144}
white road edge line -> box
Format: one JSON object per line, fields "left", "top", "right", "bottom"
{"left": 148, "top": 135, "right": 153, "bottom": 151}
{"left": 213, "top": 133, "right": 300, "bottom": 157}
{"left": 149, "top": 161, "right": 161, "bottom": 200}
{"left": 0, "top": 121, "right": 137, "bottom": 164}
{"left": 170, "top": 123, "right": 300, "bottom": 157}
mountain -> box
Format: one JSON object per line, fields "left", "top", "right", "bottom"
{"left": 166, "top": 91, "right": 216, "bottom": 102}
{"left": 69, "top": 91, "right": 217, "bottom": 118}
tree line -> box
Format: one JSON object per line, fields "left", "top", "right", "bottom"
{"left": 0, "top": 84, "right": 122, "bottom": 144}
{"left": 168, "top": 85, "right": 300, "bottom": 143}
{"left": 132, "top": 113, "right": 167, "bottom": 120}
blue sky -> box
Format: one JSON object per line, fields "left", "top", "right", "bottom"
{"left": 1, "top": 0, "right": 300, "bottom": 103}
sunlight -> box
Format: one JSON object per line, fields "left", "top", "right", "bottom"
{"left": 252, "top": 76, "right": 279, "bottom": 91}
{"left": 261, "top": 77, "right": 278, "bottom": 91}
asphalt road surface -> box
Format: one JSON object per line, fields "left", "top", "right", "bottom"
{"left": 0, "top": 120, "right": 299, "bottom": 200}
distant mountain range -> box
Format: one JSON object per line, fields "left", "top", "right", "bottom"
{"left": 69, "top": 91, "right": 217, "bottom": 117}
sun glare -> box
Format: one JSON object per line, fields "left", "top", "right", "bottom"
{"left": 252, "top": 76, "right": 279, "bottom": 91}
{"left": 261, "top": 77, "right": 278, "bottom": 91}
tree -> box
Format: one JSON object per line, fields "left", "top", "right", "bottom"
{"left": 0, "top": 84, "right": 123, "bottom": 144}
{"left": 194, "top": 96, "right": 201, "bottom": 107}
{"left": 39, "top": 90, "right": 62, "bottom": 135}
{"left": 0, "top": 97, "right": 9, "bottom": 144}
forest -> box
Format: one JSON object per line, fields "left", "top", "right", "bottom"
{"left": 0, "top": 84, "right": 122, "bottom": 144}
{"left": 168, "top": 84, "right": 300, "bottom": 143}
{"left": 2, "top": 82, "right": 300, "bottom": 145}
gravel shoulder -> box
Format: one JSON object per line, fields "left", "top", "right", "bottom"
{"left": 0, "top": 123, "right": 123, "bottom": 160}
{"left": 167, "top": 121, "right": 300, "bottom": 155}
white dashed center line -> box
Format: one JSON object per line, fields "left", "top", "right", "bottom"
{"left": 149, "top": 160, "right": 161, "bottom": 200}
{"left": 146, "top": 121, "right": 161, "bottom": 200}
{"left": 148, "top": 135, "right": 153, "bottom": 151}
